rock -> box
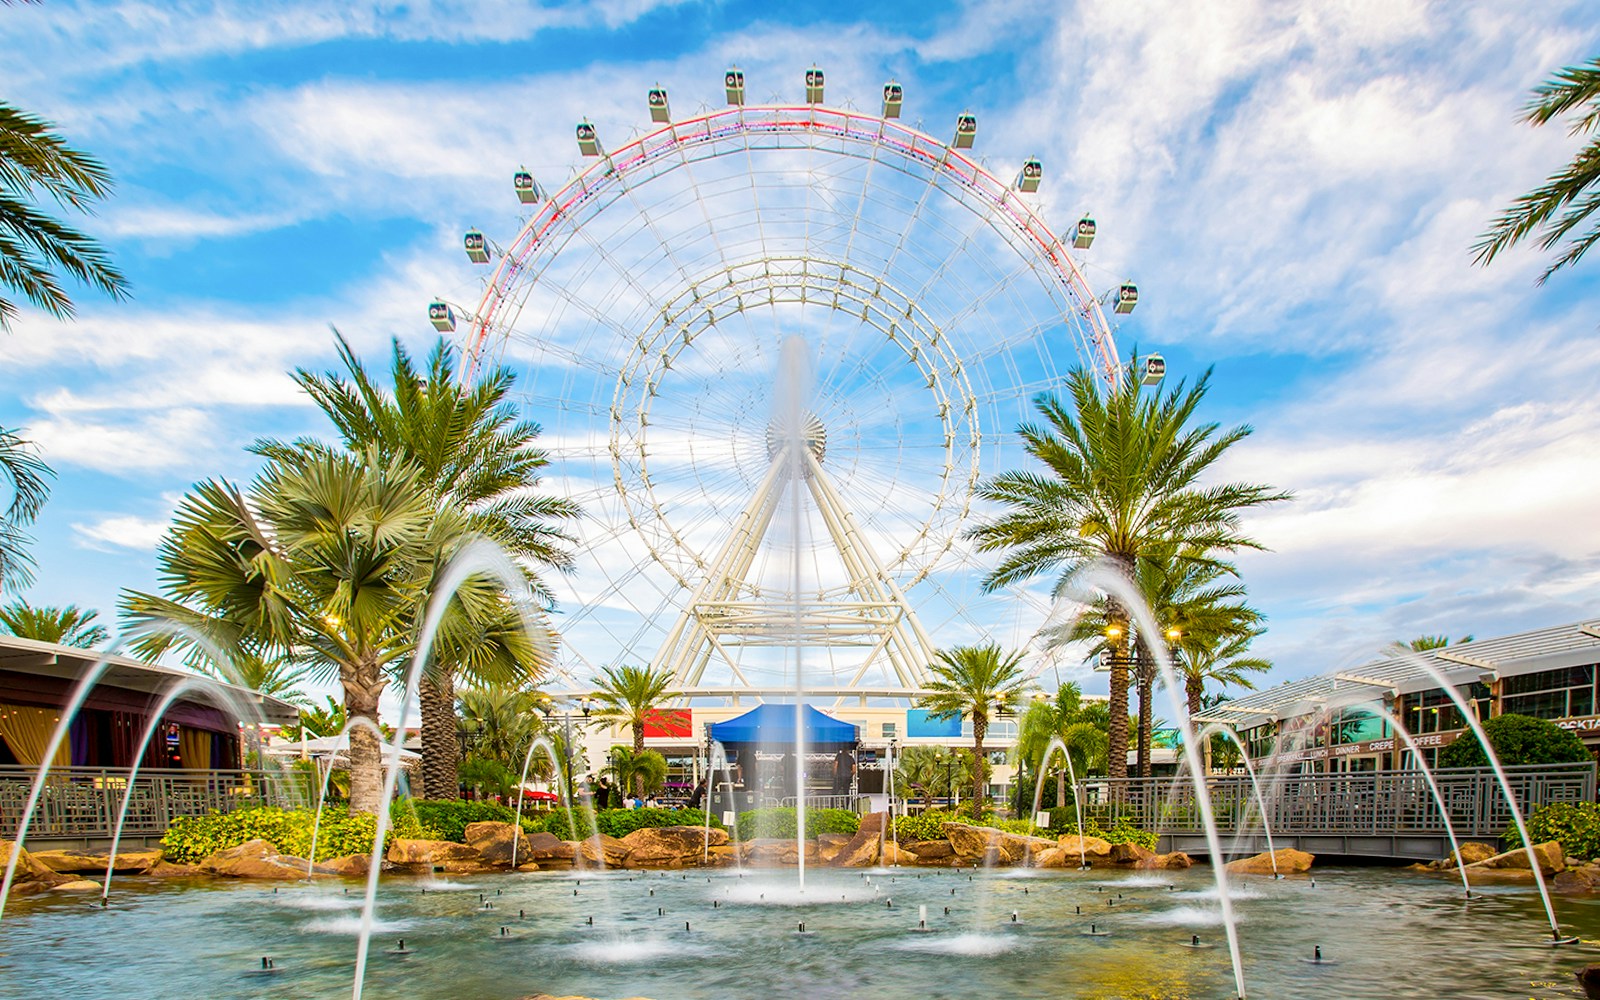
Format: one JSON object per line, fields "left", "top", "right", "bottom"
{"left": 321, "top": 854, "right": 379, "bottom": 877}
{"left": 942, "top": 823, "right": 1020, "bottom": 864}
{"left": 1444, "top": 842, "right": 1497, "bottom": 868}
{"left": 1139, "top": 851, "right": 1193, "bottom": 871}
{"left": 859, "top": 812, "right": 888, "bottom": 834}
{"left": 880, "top": 841, "right": 914, "bottom": 866}
{"left": 385, "top": 838, "right": 484, "bottom": 873}
{"left": 620, "top": 826, "right": 719, "bottom": 868}
{"left": 145, "top": 860, "right": 201, "bottom": 878}
{"left": 905, "top": 839, "right": 954, "bottom": 860}
{"left": 1057, "top": 834, "right": 1114, "bottom": 863}
{"left": 1577, "top": 965, "right": 1600, "bottom": 999}
{"left": 30, "top": 848, "right": 161, "bottom": 875}
{"left": 1471, "top": 841, "right": 1565, "bottom": 876}
{"left": 1109, "top": 842, "right": 1156, "bottom": 866}
{"left": 520, "top": 832, "right": 567, "bottom": 861}
{"left": 200, "top": 839, "right": 321, "bottom": 879}
{"left": 816, "top": 833, "right": 852, "bottom": 863}
{"left": 597, "top": 834, "right": 631, "bottom": 868}
{"left": 1225, "top": 848, "right": 1315, "bottom": 875}
{"left": 741, "top": 838, "right": 817, "bottom": 866}
{"left": 0, "top": 839, "right": 74, "bottom": 895}
{"left": 1029, "top": 847, "right": 1069, "bottom": 868}
{"left": 464, "top": 822, "right": 531, "bottom": 867}
{"left": 828, "top": 827, "right": 883, "bottom": 868}
{"left": 1553, "top": 867, "right": 1600, "bottom": 893}
{"left": 51, "top": 878, "right": 102, "bottom": 892}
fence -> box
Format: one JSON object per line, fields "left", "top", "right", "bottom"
{"left": 1091, "top": 763, "right": 1596, "bottom": 840}
{"left": 0, "top": 766, "right": 305, "bottom": 842}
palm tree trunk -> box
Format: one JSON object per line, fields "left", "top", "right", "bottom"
{"left": 1106, "top": 614, "right": 1130, "bottom": 781}
{"left": 344, "top": 660, "right": 386, "bottom": 816}
{"left": 1186, "top": 673, "right": 1204, "bottom": 719}
{"left": 971, "top": 714, "right": 988, "bottom": 819}
{"left": 1056, "top": 764, "right": 1066, "bottom": 809}
{"left": 1137, "top": 659, "right": 1154, "bottom": 779}
{"left": 633, "top": 722, "right": 645, "bottom": 799}
{"left": 419, "top": 669, "right": 458, "bottom": 800}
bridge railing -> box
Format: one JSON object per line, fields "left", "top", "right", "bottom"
{"left": 1090, "top": 763, "right": 1596, "bottom": 839}
{"left": 0, "top": 766, "right": 309, "bottom": 841}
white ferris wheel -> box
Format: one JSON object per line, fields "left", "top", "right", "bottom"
{"left": 432, "top": 68, "right": 1149, "bottom": 703}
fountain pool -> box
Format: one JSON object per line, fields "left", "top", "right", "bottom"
{"left": 1, "top": 865, "right": 1596, "bottom": 999}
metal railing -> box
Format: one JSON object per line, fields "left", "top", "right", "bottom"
{"left": 0, "top": 766, "right": 305, "bottom": 841}
{"left": 1090, "top": 763, "right": 1596, "bottom": 839}
{"left": 778, "top": 794, "right": 864, "bottom": 812}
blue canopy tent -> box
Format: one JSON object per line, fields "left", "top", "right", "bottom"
{"left": 709, "top": 704, "right": 860, "bottom": 749}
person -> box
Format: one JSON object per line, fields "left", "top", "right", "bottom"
{"left": 595, "top": 775, "right": 613, "bottom": 811}
{"left": 688, "top": 775, "right": 707, "bottom": 810}
{"left": 832, "top": 748, "right": 853, "bottom": 796}
{"left": 644, "top": 794, "right": 659, "bottom": 809}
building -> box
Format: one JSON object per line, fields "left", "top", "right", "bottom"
{"left": 1195, "top": 618, "right": 1600, "bottom": 772}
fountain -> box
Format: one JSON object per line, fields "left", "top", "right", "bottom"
{"left": 303, "top": 716, "right": 389, "bottom": 880}
{"left": 1371, "top": 704, "right": 1473, "bottom": 899}
{"left": 511, "top": 735, "right": 581, "bottom": 870}
{"left": 1193, "top": 723, "right": 1280, "bottom": 878}
{"left": 1028, "top": 735, "right": 1091, "bottom": 868}
{"left": 777, "top": 334, "right": 812, "bottom": 893}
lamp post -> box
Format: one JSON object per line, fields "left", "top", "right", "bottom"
{"left": 887, "top": 736, "right": 897, "bottom": 814}
{"left": 540, "top": 697, "right": 592, "bottom": 806}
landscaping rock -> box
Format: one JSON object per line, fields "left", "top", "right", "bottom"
{"left": 942, "top": 823, "right": 1021, "bottom": 864}
{"left": 1443, "top": 842, "right": 1497, "bottom": 868}
{"left": 1577, "top": 965, "right": 1600, "bottom": 1000}
{"left": 816, "top": 833, "right": 852, "bottom": 863}
{"left": 30, "top": 848, "right": 161, "bottom": 875}
{"left": 145, "top": 860, "right": 201, "bottom": 878}
{"left": 828, "top": 827, "right": 883, "bottom": 868}
{"left": 0, "top": 839, "right": 75, "bottom": 896}
{"left": 1057, "top": 834, "right": 1114, "bottom": 863}
{"left": 321, "top": 854, "right": 378, "bottom": 877}
{"left": 385, "top": 839, "right": 482, "bottom": 872}
{"left": 1139, "top": 851, "right": 1193, "bottom": 871}
{"left": 464, "top": 822, "right": 530, "bottom": 867}
{"left": 1553, "top": 866, "right": 1600, "bottom": 892}
{"left": 1029, "top": 847, "right": 1069, "bottom": 868}
{"left": 620, "top": 826, "right": 718, "bottom": 868}
{"left": 880, "top": 841, "right": 914, "bottom": 866}
{"left": 1225, "top": 848, "right": 1315, "bottom": 875}
{"left": 905, "top": 839, "right": 954, "bottom": 860}
{"left": 200, "top": 839, "right": 321, "bottom": 879}
{"left": 51, "top": 878, "right": 102, "bottom": 892}
{"left": 1471, "top": 841, "right": 1565, "bottom": 876}
{"left": 741, "top": 838, "right": 816, "bottom": 866}
{"left": 1109, "top": 842, "right": 1156, "bottom": 866}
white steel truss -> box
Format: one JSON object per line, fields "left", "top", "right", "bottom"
{"left": 651, "top": 438, "right": 934, "bottom": 695}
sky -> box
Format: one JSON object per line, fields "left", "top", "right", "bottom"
{"left": 1, "top": 0, "right": 1598, "bottom": 708}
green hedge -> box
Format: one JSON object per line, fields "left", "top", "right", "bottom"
{"left": 408, "top": 800, "right": 524, "bottom": 842}
{"left": 734, "top": 807, "right": 860, "bottom": 841}
{"left": 528, "top": 806, "right": 719, "bottom": 839}
{"left": 160, "top": 805, "right": 433, "bottom": 865}
{"left": 890, "top": 809, "right": 1157, "bottom": 850}
{"left": 1438, "top": 713, "right": 1593, "bottom": 769}
{"left": 1505, "top": 801, "right": 1600, "bottom": 860}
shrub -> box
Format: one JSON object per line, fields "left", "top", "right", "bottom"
{"left": 1504, "top": 801, "right": 1600, "bottom": 859}
{"left": 528, "top": 806, "right": 719, "bottom": 839}
{"left": 160, "top": 805, "right": 432, "bottom": 864}
{"left": 892, "top": 809, "right": 1156, "bottom": 850}
{"left": 408, "top": 800, "right": 520, "bottom": 843}
{"left": 1438, "top": 713, "right": 1593, "bottom": 769}
{"left": 734, "top": 807, "right": 860, "bottom": 841}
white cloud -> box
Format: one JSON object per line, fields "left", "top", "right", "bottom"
{"left": 72, "top": 513, "right": 170, "bottom": 551}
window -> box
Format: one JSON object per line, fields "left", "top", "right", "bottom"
{"left": 1502, "top": 664, "right": 1597, "bottom": 720}
{"left": 1328, "top": 704, "right": 1389, "bottom": 745}
{"left": 1405, "top": 683, "right": 1491, "bottom": 735}
{"left": 882, "top": 722, "right": 897, "bottom": 739}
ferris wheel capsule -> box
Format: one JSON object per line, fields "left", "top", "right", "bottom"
{"left": 1115, "top": 282, "right": 1139, "bottom": 314}
{"left": 1073, "top": 216, "right": 1097, "bottom": 249}
{"left": 648, "top": 86, "right": 671, "bottom": 123}
{"left": 1017, "top": 158, "right": 1042, "bottom": 193}
{"left": 513, "top": 169, "right": 541, "bottom": 204}
{"left": 576, "top": 120, "right": 601, "bottom": 157}
{"left": 427, "top": 300, "right": 455, "bottom": 333}
{"left": 954, "top": 113, "right": 977, "bottom": 149}
{"left": 1141, "top": 354, "right": 1166, "bottom": 386}
{"left": 882, "top": 81, "right": 903, "bottom": 118}
{"left": 463, "top": 229, "right": 489, "bottom": 264}
{"left": 805, "top": 66, "right": 825, "bottom": 104}
{"left": 725, "top": 67, "right": 745, "bottom": 106}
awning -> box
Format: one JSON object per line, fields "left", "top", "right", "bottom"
{"left": 709, "top": 703, "right": 859, "bottom": 749}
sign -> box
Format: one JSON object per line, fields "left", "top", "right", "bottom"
{"left": 722, "top": 811, "right": 737, "bottom": 826}
{"left": 643, "top": 709, "right": 692, "bottom": 739}
{"left": 906, "top": 709, "right": 961, "bottom": 738}
{"left": 1555, "top": 715, "right": 1600, "bottom": 735}
{"left": 1034, "top": 811, "right": 1051, "bottom": 829}
{"left": 1257, "top": 730, "right": 1462, "bottom": 767}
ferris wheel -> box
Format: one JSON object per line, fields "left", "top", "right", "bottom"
{"left": 433, "top": 68, "right": 1146, "bottom": 699}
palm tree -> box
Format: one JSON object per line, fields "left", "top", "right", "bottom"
{"left": 1178, "top": 632, "right": 1271, "bottom": 718}
{"left": 604, "top": 746, "right": 669, "bottom": 801}
{"left": 254, "top": 333, "right": 578, "bottom": 800}
{"left": 589, "top": 664, "right": 676, "bottom": 797}
{"left": 122, "top": 448, "right": 530, "bottom": 814}
{"left": 0, "top": 599, "right": 107, "bottom": 647}
{"left": 1014, "top": 682, "right": 1108, "bottom": 810}
{"left": 916, "top": 644, "right": 1030, "bottom": 818}
{"left": 894, "top": 745, "right": 975, "bottom": 810}
{"left": 968, "top": 360, "right": 1289, "bottom": 778}
{"left": 286, "top": 696, "right": 346, "bottom": 741}
{"left": 1474, "top": 56, "right": 1600, "bottom": 282}
{"left": 457, "top": 683, "right": 545, "bottom": 775}
{"left": 1406, "top": 634, "right": 1473, "bottom": 652}
{"left": 0, "top": 428, "right": 51, "bottom": 592}
{"left": 0, "top": 102, "right": 128, "bottom": 329}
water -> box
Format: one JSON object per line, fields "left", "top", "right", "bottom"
{"left": 1192, "top": 724, "right": 1279, "bottom": 878}
{"left": 2, "top": 866, "right": 1596, "bottom": 999}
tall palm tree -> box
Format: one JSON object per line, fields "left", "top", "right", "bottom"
{"left": 0, "top": 428, "right": 51, "bottom": 592}
{"left": 589, "top": 664, "right": 675, "bottom": 797}
{"left": 457, "top": 683, "right": 545, "bottom": 775}
{"left": 255, "top": 333, "right": 578, "bottom": 799}
{"left": 1178, "top": 632, "right": 1271, "bottom": 719}
{"left": 1406, "top": 634, "right": 1473, "bottom": 652}
{"left": 0, "top": 101, "right": 128, "bottom": 329}
{"left": 916, "top": 644, "right": 1030, "bottom": 818}
{"left": 604, "top": 745, "right": 669, "bottom": 800}
{"left": 0, "top": 599, "right": 107, "bottom": 647}
{"left": 894, "top": 745, "right": 975, "bottom": 809}
{"left": 122, "top": 448, "right": 531, "bottom": 814}
{"left": 1474, "top": 56, "right": 1600, "bottom": 282}
{"left": 968, "top": 361, "right": 1289, "bottom": 778}
{"left": 1014, "top": 682, "right": 1108, "bottom": 809}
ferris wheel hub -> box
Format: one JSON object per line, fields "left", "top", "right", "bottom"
{"left": 765, "top": 411, "right": 827, "bottom": 467}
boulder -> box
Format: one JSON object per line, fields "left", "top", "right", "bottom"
{"left": 880, "top": 841, "right": 914, "bottom": 867}
{"left": 0, "top": 839, "right": 74, "bottom": 896}
{"left": 816, "top": 833, "right": 852, "bottom": 863}
{"left": 51, "top": 878, "right": 102, "bottom": 892}
{"left": 464, "top": 822, "right": 530, "bottom": 867}
{"left": 1029, "top": 847, "right": 1069, "bottom": 868}
{"left": 520, "top": 832, "right": 573, "bottom": 864}
{"left": 1057, "top": 834, "right": 1114, "bottom": 863}
{"left": 1109, "top": 842, "right": 1156, "bottom": 867}
{"left": 1553, "top": 866, "right": 1600, "bottom": 893}
{"left": 741, "top": 838, "right": 817, "bottom": 866}
{"left": 597, "top": 834, "right": 631, "bottom": 868}
{"left": 200, "top": 839, "right": 321, "bottom": 879}
{"left": 828, "top": 827, "right": 883, "bottom": 868}
{"left": 1225, "top": 848, "right": 1315, "bottom": 876}
{"left": 1471, "top": 841, "right": 1565, "bottom": 876}
{"left": 145, "top": 860, "right": 201, "bottom": 878}
{"left": 859, "top": 812, "right": 888, "bottom": 834}
{"left": 321, "top": 854, "right": 381, "bottom": 877}
{"left": 385, "top": 839, "right": 483, "bottom": 873}
{"left": 1444, "top": 842, "right": 1497, "bottom": 868}
{"left": 906, "top": 839, "right": 954, "bottom": 860}
{"left": 30, "top": 848, "right": 161, "bottom": 875}
{"left": 1139, "top": 851, "right": 1193, "bottom": 871}
{"left": 620, "top": 826, "right": 717, "bottom": 868}
{"left": 942, "top": 823, "right": 1022, "bottom": 865}
{"left": 1577, "top": 965, "right": 1600, "bottom": 1000}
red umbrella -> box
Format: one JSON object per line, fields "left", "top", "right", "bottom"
{"left": 521, "top": 790, "right": 561, "bottom": 803}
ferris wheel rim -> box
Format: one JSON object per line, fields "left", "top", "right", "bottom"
{"left": 461, "top": 103, "right": 1122, "bottom": 390}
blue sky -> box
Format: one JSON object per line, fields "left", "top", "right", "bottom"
{"left": 2, "top": 0, "right": 1598, "bottom": 704}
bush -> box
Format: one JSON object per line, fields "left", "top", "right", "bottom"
{"left": 408, "top": 800, "right": 520, "bottom": 843}
{"left": 528, "top": 806, "right": 719, "bottom": 839}
{"left": 1504, "top": 801, "right": 1600, "bottom": 859}
{"left": 891, "top": 809, "right": 1156, "bottom": 850}
{"left": 734, "top": 807, "right": 860, "bottom": 841}
{"left": 1437, "top": 713, "right": 1593, "bottom": 769}
{"left": 160, "top": 804, "right": 432, "bottom": 864}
